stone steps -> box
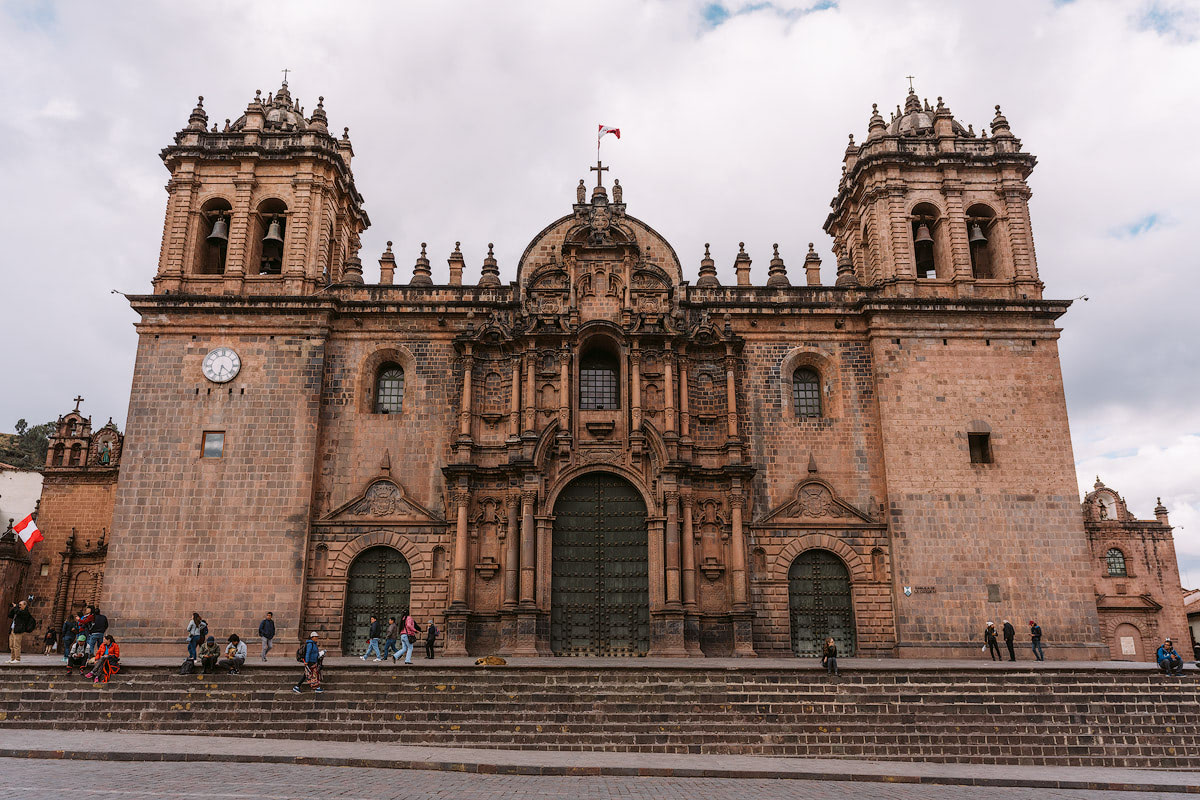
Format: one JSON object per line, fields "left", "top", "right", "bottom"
{"left": 2, "top": 665, "right": 1197, "bottom": 767}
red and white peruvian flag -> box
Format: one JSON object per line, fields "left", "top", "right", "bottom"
{"left": 14, "top": 514, "right": 42, "bottom": 552}
{"left": 598, "top": 124, "right": 621, "bottom": 142}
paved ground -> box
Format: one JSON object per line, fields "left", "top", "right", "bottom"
{"left": 0, "top": 758, "right": 1192, "bottom": 799}
{"left": 5, "top": 652, "right": 1196, "bottom": 671}
{"left": 2, "top": 731, "right": 1197, "bottom": 793}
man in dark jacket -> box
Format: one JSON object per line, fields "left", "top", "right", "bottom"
{"left": 7, "top": 600, "right": 36, "bottom": 662}
{"left": 1002, "top": 619, "right": 1016, "bottom": 662}
{"left": 360, "top": 615, "right": 382, "bottom": 661}
{"left": 60, "top": 614, "right": 80, "bottom": 663}
{"left": 425, "top": 619, "right": 439, "bottom": 659}
{"left": 87, "top": 607, "right": 109, "bottom": 656}
{"left": 258, "top": 612, "right": 276, "bottom": 662}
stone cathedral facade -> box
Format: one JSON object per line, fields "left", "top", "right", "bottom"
{"left": 90, "top": 80, "right": 1186, "bottom": 659}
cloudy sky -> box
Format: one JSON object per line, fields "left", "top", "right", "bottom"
{"left": 2, "top": 0, "right": 1199, "bottom": 579}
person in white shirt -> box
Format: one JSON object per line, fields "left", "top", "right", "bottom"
{"left": 219, "top": 633, "right": 248, "bottom": 674}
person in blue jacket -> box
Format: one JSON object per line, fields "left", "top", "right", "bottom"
{"left": 293, "top": 631, "right": 324, "bottom": 693}
{"left": 1156, "top": 638, "right": 1184, "bottom": 676}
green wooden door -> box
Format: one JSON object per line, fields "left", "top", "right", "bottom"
{"left": 341, "top": 546, "right": 410, "bottom": 652}
{"left": 789, "top": 549, "right": 855, "bottom": 657}
{"left": 551, "top": 474, "right": 649, "bottom": 656}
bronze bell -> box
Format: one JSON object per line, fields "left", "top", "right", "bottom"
{"left": 968, "top": 222, "right": 988, "bottom": 246}
{"left": 263, "top": 217, "right": 285, "bottom": 245}
{"left": 206, "top": 216, "right": 229, "bottom": 245}
{"left": 914, "top": 223, "right": 933, "bottom": 245}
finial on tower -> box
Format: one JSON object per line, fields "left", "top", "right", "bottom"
{"left": 411, "top": 242, "right": 432, "bottom": 286}
{"left": 696, "top": 243, "right": 719, "bottom": 287}
{"left": 479, "top": 242, "right": 501, "bottom": 287}
{"left": 766, "top": 243, "right": 790, "bottom": 288}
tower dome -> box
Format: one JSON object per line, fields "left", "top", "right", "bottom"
{"left": 887, "top": 87, "right": 967, "bottom": 136}
{"left": 231, "top": 79, "right": 310, "bottom": 132}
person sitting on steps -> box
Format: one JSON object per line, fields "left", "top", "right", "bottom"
{"left": 821, "top": 637, "right": 839, "bottom": 677}
{"left": 1157, "top": 638, "right": 1184, "bottom": 676}
{"left": 198, "top": 635, "right": 221, "bottom": 674}
{"left": 219, "top": 633, "right": 247, "bottom": 674}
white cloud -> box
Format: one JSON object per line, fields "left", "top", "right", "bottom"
{"left": 1, "top": 0, "right": 1199, "bottom": 575}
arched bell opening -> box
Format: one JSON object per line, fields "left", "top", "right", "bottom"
{"left": 788, "top": 549, "right": 855, "bottom": 657}
{"left": 910, "top": 201, "right": 945, "bottom": 279}
{"left": 251, "top": 198, "right": 289, "bottom": 275}
{"left": 340, "top": 546, "right": 411, "bottom": 653}
{"left": 550, "top": 473, "right": 649, "bottom": 656}
{"left": 195, "top": 197, "right": 232, "bottom": 275}
{"left": 966, "top": 203, "right": 1001, "bottom": 279}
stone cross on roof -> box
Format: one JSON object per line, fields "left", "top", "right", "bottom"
{"left": 590, "top": 159, "right": 609, "bottom": 188}
{"left": 73, "top": 395, "right": 84, "bottom": 412}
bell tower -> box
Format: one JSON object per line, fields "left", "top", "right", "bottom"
{"left": 153, "top": 78, "right": 369, "bottom": 295}
{"left": 824, "top": 85, "right": 1041, "bottom": 299}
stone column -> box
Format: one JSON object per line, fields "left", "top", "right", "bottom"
{"left": 523, "top": 345, "right": 536, "bottom": 435}
{"left": 680, "top": 496, "right": 701, "bottom": 656}
{"left": 503, "top": 493, "right": 520, "bottom": 609}
{"left": 519, "top": 490, "right": 536, "bottom": 606}
{"left": 509, "top": 356, "right": 522, "bottom": 439}
{"left": 223, "top": 172, "right": 256, "bottom": 287}
{"left": 451, "top": 490, "right": 471, "bottom": 608}
{"left": 459, "top": 346, "right": 473, "bottom": 439}
{"left": 558, "top": 348, "right": 570, "bottom": 430}
{"left": 678, "top": 357, "right": 691, "bottom": 438}
{"left": 664, "top": 492, "right": 681, "bottom": 608}
{"left": 647, "top": 518, "right": 665, "bottom": 612}
{"left": 942, "top": 179, "right": 973, "bottom": 281}
{"left": 631, "top": 345, "right": 643, "bottom": 430}
{"left": 729, "top": 489, "right": 749, "bottom": 610}
{"left": 724, "top": 347, "right": 739, "bottom": 441}
{"left": 887, "top": 183, "right": 915, "bottom": 280}
{"left": 1002, "top": 185, "right": 1038, "bottom": 285}
{"left": 157, "top": 172, "right": 197, "bottom": 290}
{"left": 664, "top": 346, "right": 677, "bottom": 434}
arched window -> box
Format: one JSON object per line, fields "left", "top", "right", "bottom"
{"left": 375, "top": 363, "right": 404, "bottom": 414}
{"left": 68, "top": 443, "right": 82, "bottom": 466}
{"left": 966, "top": 204, "right": 1000, "bottom": 279}
{"left": 579, "top": 349, "right": 619, "bottom": 410}
{"left": 1106, "top": 548, "right": 1127, "bottom": 577}
{"left": 792, "top": 367, "right": 822, "bottom": 418}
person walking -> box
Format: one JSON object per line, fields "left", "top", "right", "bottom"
{"left": 186, "top": 613, "right": 207, "bottom": 661}
{"left": 394, "top": 610, "right": 421, "bottom": 665}
{"left": 1157, "top": 638, "right": 1184, "bottom": 676}
{"left": 1029, "top": 620, "right": 1045, "bottom": 661}
{"left": 7, "top": 600, "right": 36, "bottom": 662}
{"left": 983, "top": 622, "right": 1001, "bottom": 661}
{"left": 86, "top": 607, "right": 109, "bottom": 657}
{"left": 258, "top": 612, "right": 276, "bottom": 662}
{"left": 425, "top": 619, "right": 438, "bottom": 659}
{"left": 1002, "top": 619, "right": 1016, "bottom": 662}
{"left": 821, "top": 636, "right": 839, "bottom": 677}
{"left": 220, "top": 634, "right": 247, "bottom": 674}
{"left": 293, "top": 632, "right": 324, "bottom": 693}
{"left": 360, "top": 615, "right": 383, "bottom": 661}
{"left": 382, "top": 617, "right": 398, "bottom": 661}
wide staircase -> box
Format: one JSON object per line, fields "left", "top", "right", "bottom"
{"left": 1, "top": 664, "right": 1196, "bottom": 768}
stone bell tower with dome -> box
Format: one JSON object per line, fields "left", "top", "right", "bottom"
{"left": 97, "top": 77, "right": 1151, "bottom": 660}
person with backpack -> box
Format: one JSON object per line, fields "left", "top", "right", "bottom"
{"left": 7, "top": 600, "right": 36, "bottom": 662}
{"left": 1029, "top": 620, "right": 1045, "bottom": 661}
{"left": 186, "top": 612, "right": 207, "bottom": 660}
{"left": 292, "top": 632, "right": 324, "bottom": 693}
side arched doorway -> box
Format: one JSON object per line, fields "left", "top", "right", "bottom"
{"left": 341, "top": 546, "right": 410, "bottom": 653}
{"left": 789, "top": 549, "right": 855, "bottom": 657}
{"left": 551, "top": 473, "right": 649, "bottom": 656}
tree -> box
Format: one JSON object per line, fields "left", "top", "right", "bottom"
{"left": 0, "top": 419, "right": 54, "bottom": 470}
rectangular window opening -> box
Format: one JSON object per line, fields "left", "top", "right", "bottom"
{"left": 201, "top": 431, "right": 225, "bottom": 458}
{"left": 968, "top": 432, "right": 992, "bottom": 464}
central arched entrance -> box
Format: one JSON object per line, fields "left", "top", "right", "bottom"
{"left": 789, "top": 549, "right": 855, "bottom": 657}
{"left": 551, "top": 473, "right": 649, "bottom": 656}
{"left": 341, "top": 546, "right": 410, "bottom": 653}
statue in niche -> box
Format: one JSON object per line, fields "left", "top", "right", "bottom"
{"left": 98, "top": 440, "right": 111, "bottom": 465}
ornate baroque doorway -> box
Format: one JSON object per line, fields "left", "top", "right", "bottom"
{"left": 551, "top": 473, "right": 650, "bottom": 656}
{"left": 341, "top": 546, "right": 410, "bottom": 653}
{"left": 788, "top": 549, "right": 855, "bottom": 657}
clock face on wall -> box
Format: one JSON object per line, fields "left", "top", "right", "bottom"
{"left": 202, "top": 347, "right": 241, "bottom": 383}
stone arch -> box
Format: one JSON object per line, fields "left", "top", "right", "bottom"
{"left": 772, "top": 534, "right": 869, "bottom": 583}
{"left": 1106, "top": 618, "right": 1149, "bottom": 661}
{"left": 358, "top": 345, "right": 418, "bottom": 414}
{"left": 779, "top": 346, "right": 841, "bottom": 419}
{"left": 330, "top": 530, "right": 426, "bottom": 579}
{"left": 543, "top": 464, "right": 657, "bottom": 517}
